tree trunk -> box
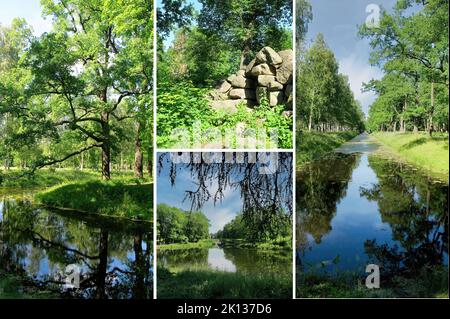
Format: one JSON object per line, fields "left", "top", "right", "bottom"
{"left": 429, "top": 81, "right": 434, "bottom": 137}
{"left": 80, "top": 152, "right": 84, "bottom": 171}
{"left": 134, "top": 121, "right": 144, "bottom": 179}
{"left": 147, "top": 146, "right": 152, "bottom": 178}
{"left": 101, "top": 110, "right": 111, "bottom": 180}
{"left": 95, "top": 230, "right": 108, "bottom": 299}
{"left": 133, "top": 233, "right": 145, "bottom": 299}
{"left": 239, "top": 44, "right": 251, "bottom": 69}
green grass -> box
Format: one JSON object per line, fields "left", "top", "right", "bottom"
{"left": 0, "top": 168, "right": 99, "bottom": 188}
{"left": 35, "top": 180, "right": 153, "bottom": 220}
{"left": 372, "top": 132, "right": 449, "bottom": 179}
{"left": 158, "top": 267, "right": 292, "bottom": 299}
{"left": 0, "top": 168, "right": 146, "bottom": 188}
{"left": 297, "top": 265, "right": 449, "bottom": 298}
{"left": 296, "top": 131, "right": 359, "bottom": 166}
{"left": 220, "top": 237, "right": 292, "bottom": 250}
{"left": 158, "top": 239, "right": 216, "bottom": 250}
{"left": 0, "top": 274, "right": 57, "bottom": 299}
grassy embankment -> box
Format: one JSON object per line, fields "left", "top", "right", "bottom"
{"left": 0, "top": 169, "right": 152, "bottom": 220}
{"left": 157, "top": 239, "right": 216, "bottom": 250}
{"left": 158, "top": 237, "right": 292, "bottom": 250}
{"left": 36, "top": 180, "right": 152, "bottom": 220}
{"left": 372, "top": 132, "right": 449, "bottom": 180}
{"left": 0, "top": 274, "right": 57, "bottom": 299}
{"left": 158, "top": 267, "right": 292, "bottom": 299}
{"left": 0, "top": 169, "right": 100, "bottom": 188}
{"left": 297, "top": 265, "right": 449, "bottom": 298}
{"left": 296, "top": 131, "right": 359, "bottom": 166}
{"left": 219, "top": 237, "right": 292, "bottom": 250}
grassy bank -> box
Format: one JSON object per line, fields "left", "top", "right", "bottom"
{"left": 35, "top": 180, "right": 153, "bottom": 220}
{"left": 0, "top": 169, "right": 99, "bottom": 188}
{"left": 0, "top": 274, "right": 56, "bottom": 299}
{"left": 220, "top": 237, "right": 292, "bottom": 250}
{"left": 372, "top": 132, "right": 449, "bottom": 179}
{"left": 0, "top": 168, "right": 146, "bottom": 188}
{"left": 158, "top": 239, "right": 216, "bottom": 250}
{"left": 296, "top": 131, "right": 359, "bottom": 166}
{"left": 297, "top": 266, "right": 449, "bottom": 298}
{"left": 158, "top": 267, "right": 291, "bottom": 299}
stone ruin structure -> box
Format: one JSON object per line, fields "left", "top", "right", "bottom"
{"left": 209, "top": 46, "right": 293, "bottom": 114}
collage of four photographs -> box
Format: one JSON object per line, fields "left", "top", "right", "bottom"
{"left": 0, "top": 0, "right": 448, "bottom": 300}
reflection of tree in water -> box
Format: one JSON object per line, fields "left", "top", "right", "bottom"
{"left": 158, "top": 249, "right": 209, "bottom": 270}
{"left": 296, "top": 153, "right": 360, "bottom": 262}
{"left": 222, "top": 248, "right": 291, "bottom": 274}
{"left": 158, "top": 152, "right": 293, "bottom": 240}
{"left": 0, "top": 199, "right": 152, "bottom": 299}
{"left": 360, "top": 155, "right": 448, "bottom": 282}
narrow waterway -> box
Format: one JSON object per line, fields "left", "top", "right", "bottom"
{"left": 296, "top": 133, "right": 448, "bottom": 295}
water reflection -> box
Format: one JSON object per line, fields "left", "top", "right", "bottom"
{"left": 159, "top": 247, "right": 291, "bottom": 275}
{"left": 0, "top": 198, "right": 153, "bottom": 299}
{"left": 208, "top": 248, "right": 236, "bottom": 272}
{"left": 296, "top": 152, "right": 448, "bottom": 279}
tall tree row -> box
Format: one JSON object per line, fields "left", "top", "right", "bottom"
{"left": 296, "top": 34, "right": 365, "bottom": 132}
{"left": 361, "top": 0, "right": 448, "bottom": 135}
{"left": 0, "top": 0, "right": 153, "bottom": 179}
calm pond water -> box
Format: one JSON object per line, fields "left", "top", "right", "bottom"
{"left": 296, "top": 134, "right": 448, "bottom": 279}
{"left": 159, "top": 247, "right": 292, "bottom": 275}
{"left": 0, "top": 196, "right": 153, "bottom": 299}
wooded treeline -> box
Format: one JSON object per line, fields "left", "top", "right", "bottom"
{"left": 361, "top": 0, "right": 448, "bottom": 135}
{"left": 214, "top": 212, "right": 291, "bottom": 243}
{"left": 296, "top": 1, "right": 364, "bottom": 133}
{"left": 157, "top": 203, "right": 209, "bottom": 244}
{"left": 297, "top": 34, "right": 365, "bottom": 132}
{"left": 0, "top": 0, "right": 153, "bottom": 180}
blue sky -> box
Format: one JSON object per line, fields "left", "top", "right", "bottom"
{"left": 0, "top": 0, "right": 52, "bottom": 35}
{"left": 157, "top": 154, "right": 243, "bottom": 234}
{"left": 306, "top": 0, "right": 397, "bottom": 115}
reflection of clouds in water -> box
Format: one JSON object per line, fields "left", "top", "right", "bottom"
{"left": 207, "top": 248, "right": 236, "bottom": 273}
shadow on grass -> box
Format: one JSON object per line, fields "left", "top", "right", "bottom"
{"left": 157, "top": 267, "right": 292, "bottom": 299}
{"left": 402, "top": 137, "right": 428, "bottom": 150}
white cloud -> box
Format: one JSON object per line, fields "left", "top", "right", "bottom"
{"left": 206, "top": 207, "right": 237, "bottom": 234}
{"left": 339, "top": 48, "right": 383, "bottom": 115}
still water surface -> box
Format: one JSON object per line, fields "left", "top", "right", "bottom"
{"left": 0, "top": 194, "right": 152, "bottom": 299}
{"left": 296, "top": 134, "right": 448, "bottom": 277}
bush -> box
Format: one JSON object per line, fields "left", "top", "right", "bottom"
{"left": 157, "top": 80, "right": 293, "bottom": 148}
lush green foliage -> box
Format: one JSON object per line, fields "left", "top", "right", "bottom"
{"left": 1, "top": 0, "right": 152, "bottom": 180}
{"left": 157, "top": 81, "right": 293, "bottom": 148}
{"left": 158, "top": 267, "right": 291, "bottom": 299}
{"left": 296, "top": 131, "right": 359, "bottom": 166}
{"left": 215, "top": 212, "right": 291, "bottom": 248}
{"left": 36, "top": 181, "right": 153, "bottom": 219}
{"left": 157, "top": 0, "right": 293, "bottom": 148}
{"left": 157, "top": 204, "right": 210, "bottom": 244}
{"left": 361, "top": 0, "right": 448, "bottom": 135}
{"left": 296, "top": 34, "right": 365, "bottom": 133}
{"left": 0, "top": 274, "right": 57, "bottom": 299}
{"left": 297, "top": 265, "right": 448, "bottom": 298}
{"left": 372, "top": 132, "right": 449, "bottom": 178}
{"left": 158, "top": 239, "right": 216, "bottom": 250}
